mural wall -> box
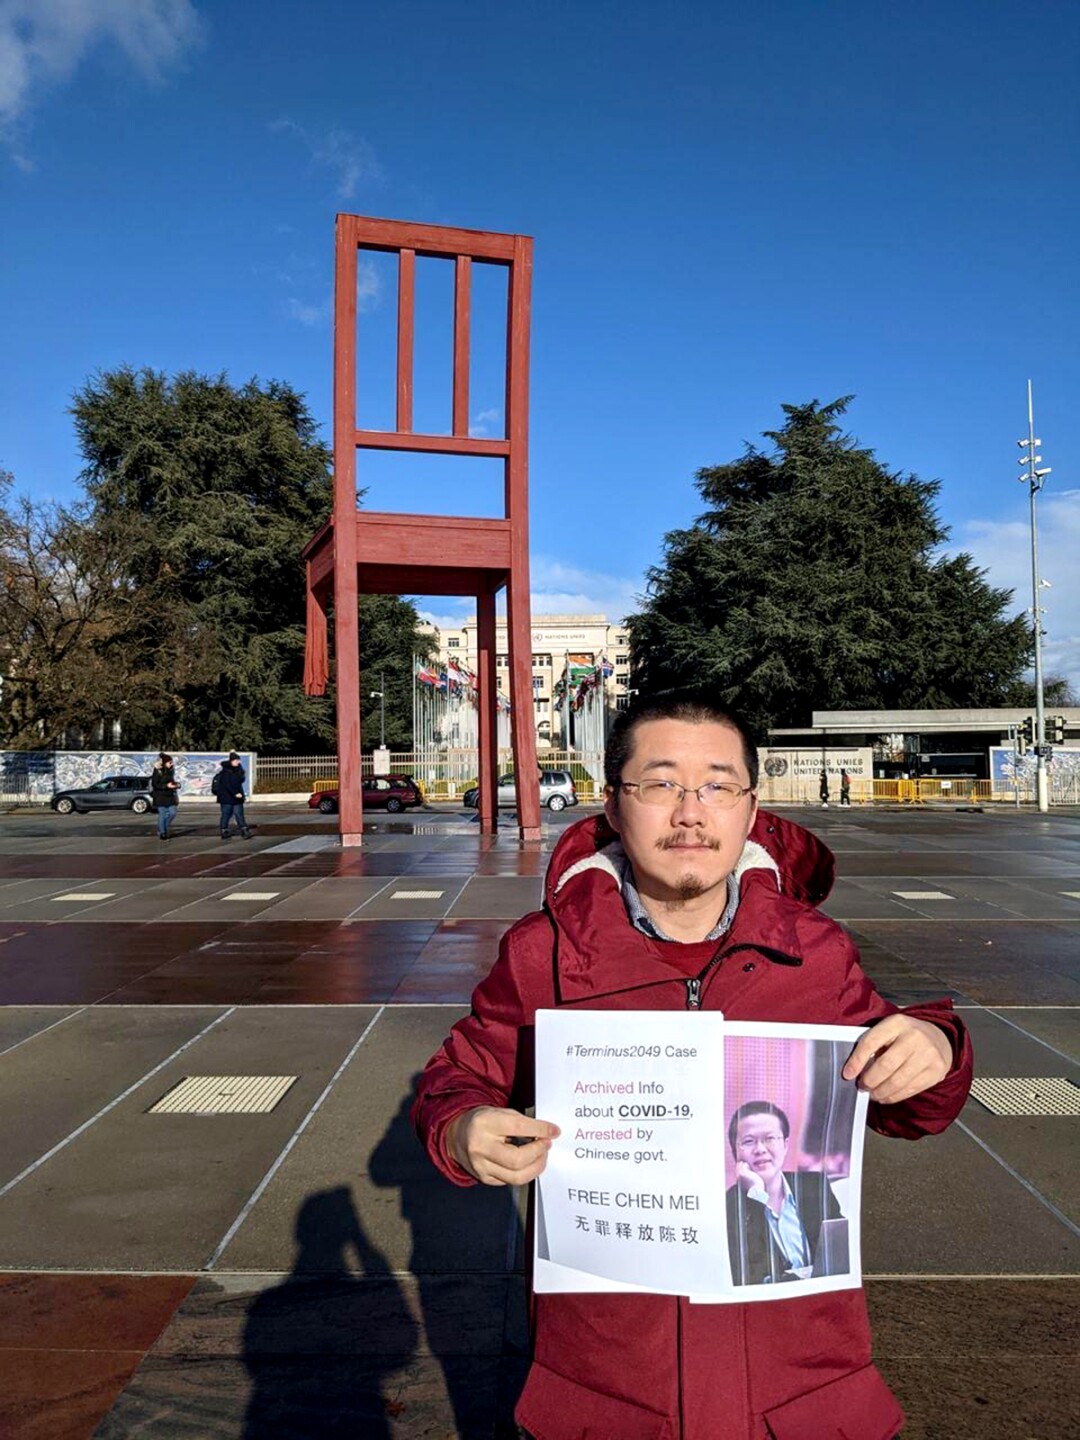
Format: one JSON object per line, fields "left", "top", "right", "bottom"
{"left": 989, "top": 745, "right": 1080, "bottom": 800}
{"left": 0, "top": 751, "right": 256, "bottom": 801}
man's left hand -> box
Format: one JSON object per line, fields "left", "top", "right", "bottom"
{"left": 842, "top": 1015, "right": 953, "bottom": 1103}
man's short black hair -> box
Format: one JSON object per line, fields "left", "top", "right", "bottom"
{"left": 604, "top": 688, "right": 759, "bottom": 793}
{"left": 727, "top": 1101, "right": 790, "bottom": 1157}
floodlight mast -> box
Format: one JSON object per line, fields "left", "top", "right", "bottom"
{"left": 1018, "top": 379, "right": 1050, "bottom": 813}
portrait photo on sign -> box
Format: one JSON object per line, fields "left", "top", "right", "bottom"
{"left": 713, "top": 1021, "right": 869, "bottom": 1303}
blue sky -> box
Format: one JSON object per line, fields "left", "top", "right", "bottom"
{"left": 2, "top": 0, "right": 1078, "bottom": 685}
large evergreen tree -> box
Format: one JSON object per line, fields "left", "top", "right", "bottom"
{"left": 628, "top": 399, "right": 1031, "bottom": 733}
{"left": 71, "top": 367, "right": 336, "bottom": 751}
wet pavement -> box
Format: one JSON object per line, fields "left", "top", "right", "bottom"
{"left": 0, "top": 803, "right": 1077, "bottom": 1437}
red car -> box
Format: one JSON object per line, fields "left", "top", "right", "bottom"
{"left": 309, "top": 775, "right": 423, "bottom": 815}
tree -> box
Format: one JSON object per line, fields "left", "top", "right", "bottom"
{"left": 0, "top": 472, "right": 160, "bottom": 746}
{"left": 628, "top": 399, "right": 1032, "bottom": 734}
{"left": 71, "top": 367, "right": 337, "bottom": 752}
{"left": 1005, "top": 674, "right": 1078, "bottom": 708}
{"left": 357, "top": 595, "right": 437, "bottom": 751}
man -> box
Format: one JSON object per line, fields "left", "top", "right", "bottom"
{"left": 150, "top": 752, "right": 179, "bottom": 841}
{"left": 413, "top": 690, "right": 972, "bottom": 1438}
{"left": 726, "top": 1100, "right": 843, "bottom": 1286}
{"left": 214, "top": 752, "right": 251, "bottom": 839}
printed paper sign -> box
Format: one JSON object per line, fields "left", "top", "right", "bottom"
{"left": 535, "top": 1009, "right": 730, "bottom": 1295}
{"left": 534, "top": 1011, "right": 869, "bottom": 1302}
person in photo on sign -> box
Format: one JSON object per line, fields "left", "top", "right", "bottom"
{"left": 214, "top": 752, "right": 251, "bottom": 839}
{"left": 726, "top": 1100, "right": 843, "bottom": 1285}
{"left": 413, "top": 688, "right": 972, "bottom": 1439}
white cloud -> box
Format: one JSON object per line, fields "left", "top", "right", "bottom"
{"left": 270, "top": 117, "right": 381, "bottom": 200}
{"left": 284, "top": 296, "right": 329, "bottom": 328}
{"left": 528, "top": 557, "right": 643, "bottom": 625}
{"left": 412, "top": 559, "right": 644, "bottom": 634}
{"left": 356, "top": 256, "right": 379, "bottom": 310}
{"left": 469, "top": 406, "right": 501, "bottom": 438}
{"left": 957, "top": 488, "right": 1080, "bottom": 691}
{"left": 281, "top": 258, "right": 378, "bottom": 329}
{"left": 0, "top": 0, "right": 202, "bottom": 164}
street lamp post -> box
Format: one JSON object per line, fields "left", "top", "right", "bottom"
{"left": 370, "top": 674, "right": 386, "bottom": 749}
{"left": 1017, "top": 380, "right": 1052, "bottom": 814}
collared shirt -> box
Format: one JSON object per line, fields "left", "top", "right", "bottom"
{"left": 748, "top": 1176, "right": 811, "bottom": 1271}
{"left": 621, "top": 865, "right": 740, "bottom": 944}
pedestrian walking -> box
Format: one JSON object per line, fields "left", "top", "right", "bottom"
{"left": 213, "top": 752, "right": 251, "bottom": 839}
{"left": 840, "top": 767, "right": 852, "bottom": 806}
{"left": 150, "top": 752, "right": 180, "bottom": 840}
{"left": 819, "top": 766, "right": 830, "bottom": 807}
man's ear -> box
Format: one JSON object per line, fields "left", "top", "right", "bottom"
{"left": 603, "top": 786, "right": 621, "bottom": 836}
{"left": 747, "top": 792, "right": 759, "bottom": 833}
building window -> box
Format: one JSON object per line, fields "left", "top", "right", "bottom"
{"left": 447, "top": 637, "right": 460, "bottom": 648}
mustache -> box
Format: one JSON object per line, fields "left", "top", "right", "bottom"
{"left": 655, "top": 834, "right": 721, "bottom": 852}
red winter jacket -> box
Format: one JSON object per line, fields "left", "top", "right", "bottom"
{"left": 413, "top": 812, "right": 973, "bottom": 1440}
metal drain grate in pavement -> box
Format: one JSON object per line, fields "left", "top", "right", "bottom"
{"left": 148, "top": 1075, "right": 297, "bottom": 1115}
{"left": 969, "top": 1077, "right": 1080, "bottom": 1116}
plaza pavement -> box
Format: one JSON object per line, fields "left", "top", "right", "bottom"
{"left": 0, "top": 801, "right": 1077, "bottom": 1438}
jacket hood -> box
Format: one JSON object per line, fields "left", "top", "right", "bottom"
{"left": 544, "top": 808, "right": 835, "bottom": 913}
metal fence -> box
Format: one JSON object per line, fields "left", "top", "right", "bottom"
{"left": 254, "top": 750, "right": 609, "bottom": 800}
{"left": 758, "top": 775, "right": 1080, "bottom": 806}
{"left": 256, "top": 756, "right": 1080, "bottom": 806}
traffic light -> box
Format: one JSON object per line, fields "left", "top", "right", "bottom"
{"left": 1017, "top": 717, "right": 1035, "bottom": 755}
{"left": 1050, "top": 715, "right": 1066, "bottom": 744}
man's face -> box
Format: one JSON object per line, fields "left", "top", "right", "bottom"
{"left": 604, "top": 718, "right": 758, "bottom": 907}
{"left": 734, "top": 1112, "right": 789, "bottom": 1185}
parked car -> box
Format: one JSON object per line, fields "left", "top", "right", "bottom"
{"left": 308, "top": 774, "right": 424, "bottom": 815}
{"left": 51, "top": 775, "right": 155, "bottom": 815}
{"left": 462, "top": 769, "right": 579, "bottom": 813}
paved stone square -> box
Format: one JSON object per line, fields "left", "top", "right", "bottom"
{"left": 0, "top": 802, "right": 1077, "bottom": 1437}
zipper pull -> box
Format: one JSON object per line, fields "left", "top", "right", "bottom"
{"left": 685, "top": 977, "right": 701, "bottom": 1010}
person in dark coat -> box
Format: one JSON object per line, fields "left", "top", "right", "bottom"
{"left": 215, "top": 752, "right": 251, "bottom": 839}
{"left": 150, "top": 752, "right": 179, "bottom": 840}
{"left": 840, "top": 768, "right": 852, "bottom": 806}
{"left": 819, "top": 767, "right": 830, "bottom": 807}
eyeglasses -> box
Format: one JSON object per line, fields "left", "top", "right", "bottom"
{"left": 620, "top": 779, "right": 754, "bottom": 809}
{"left": 736, "top": 1134, "right": 785, "bottom": 1151}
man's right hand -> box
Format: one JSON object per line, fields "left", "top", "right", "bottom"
{"left": 448, "top": 1106, "right": 560, "bottom": 1187}
{"left": 736, "top": 1161, "right": 766, "bottom": 1199}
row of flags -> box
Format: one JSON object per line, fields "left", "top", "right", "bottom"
{"left": 417, "top": 653, "right": 616, "bottom": 715}
{"left": 415, "top": 660, "right": 511, "bottom": 713}
{"left": 554, "top": 656, "right": 614, "bottom": 713}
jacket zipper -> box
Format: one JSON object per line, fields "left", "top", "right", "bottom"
{"left": 684, "top": 950, "right": 725, "bottom": 1009}
{"left": 685, "top": 941, "right": 802, "bottom": 1009}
